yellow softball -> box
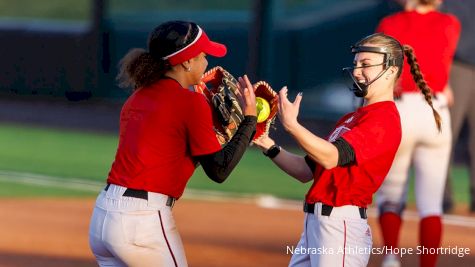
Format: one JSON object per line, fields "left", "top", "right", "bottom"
{"left": 256, "top": 97, "right": 271, "bottom": 123}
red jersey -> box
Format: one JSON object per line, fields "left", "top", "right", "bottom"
{"left": 305, "top": 101, "right": 401, "bottom": 208}
{"left": 377, "top": 10, "right": 460, "bottom": 94}
{"left": 107, "top": 79, "right": 221, "bottom": 198}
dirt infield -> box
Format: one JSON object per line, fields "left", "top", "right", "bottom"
{"left": 0, "top": 198, "right": 474, "bottom": 267}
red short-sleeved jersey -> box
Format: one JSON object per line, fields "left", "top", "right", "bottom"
{"left": 376, "top": 11, "right": 461, "bottom": 94}
{"left": 107, "top": 79, "right": 222, "bottom": 198}
{"left": 305, "top": 101, "right": 401, "bottom": 208}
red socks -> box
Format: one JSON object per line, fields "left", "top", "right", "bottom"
{"left": 379, "top": 212, "right": 402, "bottom": 250}
{"left": 420, "top": 216, "right": 442, "bottom": 267}
{"left": 380, "top": 213, "right": 442, "bottom": 267}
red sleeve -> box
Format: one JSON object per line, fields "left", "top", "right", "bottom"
{"left": 340, "top": 114, "right": 400, "bottom": 165}
{"left": 186, "top": 93, "right": 222, "bottom": 156}
{"left": 444, "top": 15, "right": 461, "bottom": 74}
{"left": 447, "top": 15, "right": 461, "bottom": 53}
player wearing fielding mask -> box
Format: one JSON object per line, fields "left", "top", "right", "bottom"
{"left": 375, "top": 1, "right": 461, "bottom": 267}
{"left": 255, "top": 33, "right": 436, "bottom": 267}
{"left": 88, "top": 21, "right": 257, "bottom": 266}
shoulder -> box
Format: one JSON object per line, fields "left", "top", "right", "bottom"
{"left": 359, "top": 102, "right": 400, "bottom": 125}
{"left": 335, "top": 112, "right": 356, "bottom": 126}
{"left": 436, "top": 11, "right": 459, "bottom": 22}
{"left": 380, "top": 11, "right": 408, "bottom": 24}
{"left": 432, "top": 11, "right": 460, "bottom": 28}
{"left": 377, "top": 11, "right": 408, "bottom": 32}
{"left": 357, "top": 102, "right": 401, "bottom": 144}
{"left": 446, "top": 13, "right": 461, "bottom": 31}
{"left": 438, "top": 12, "right": 461, "bottom": 38}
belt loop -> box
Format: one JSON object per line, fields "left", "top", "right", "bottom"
{"left": 166, "top": 197, "right": 176, "bottom": 208}
{"left": 321, "top": 204, "right": 333, "bottom": 216}
{"left": 359, "top": 207, "right": 367, "bottom": 219}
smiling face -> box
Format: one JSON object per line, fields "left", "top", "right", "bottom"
{"left": 352, "top": 51, "right": 386, "bottom": 85}
{"left": 352, "top": 44, "right": 398, "bottom": 101}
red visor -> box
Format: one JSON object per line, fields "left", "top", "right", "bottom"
{"left": 162, "top": 27, "right": 227, "bottom": 65}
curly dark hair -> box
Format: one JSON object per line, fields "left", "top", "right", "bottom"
{"left": 117, "top": 21, "right": 200, "bottom": 89}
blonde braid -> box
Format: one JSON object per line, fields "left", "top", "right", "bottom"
{"left": 403, "top": 45, "right": 442, "bottom": 132}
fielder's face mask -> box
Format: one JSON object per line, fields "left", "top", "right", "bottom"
{"left": 342, "top": 45, "right": 400, "bottom": 97}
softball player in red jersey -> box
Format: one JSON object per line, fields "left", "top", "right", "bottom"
{"left": 374, "top": 1, "right": 461, "bottom": 266}
{"left": 88, "top": 21, "right": 257, "bottom": 267}
{"left": 255, "top": 33, "right": 436, "bottom": 267}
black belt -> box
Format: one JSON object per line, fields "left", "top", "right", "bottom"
{"left": 104, "top": 184, "right": 176, "bottom": 207}
{"left": 303, "top": 202, "right": 367, "bottom": 219}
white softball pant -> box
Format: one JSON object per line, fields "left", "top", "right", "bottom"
{"left": 89, "top": 184, "right": 187, "bottom": 267}
{"left": 376, "top": 93, "right": 452, "bottom": 218}
{"left": 289, "top": 203, "right": 373, "bottom": 267}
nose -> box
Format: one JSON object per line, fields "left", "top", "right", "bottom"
{"left": 352, "top": 67, "right": 362, "bottom": 78}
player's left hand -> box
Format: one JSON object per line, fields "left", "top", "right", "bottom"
{"left": 236, "top": 75, "right": 257, "bottom": 116}
{"left": 252, "top": 135, "right": 276, "bottom": 152}
{"left": 278, "top": 86, "right": 302, "bottom": 132}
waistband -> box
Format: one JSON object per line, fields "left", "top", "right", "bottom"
{"left": 304, "top": 202, "right": 367, "bottom": 220}
{"left": 396, "top": 92, "right": 448, "bottom": 110}
{"left": 104, "top": 184, "right": 176, "bottom": 208}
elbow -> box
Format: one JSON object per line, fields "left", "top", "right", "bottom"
{"left": 298, "top": 176, "right": 313, "bottom": 184}
{"left": 319, "top": 151, "right": 339, "bottom": 170}
{"left": 212, "top": 176, "right": 226, "bottom": 184}
{"left": 207, "top": 171, "right": 229, "bottom": 184}
{"left": 320, "top": 159, "right": 338, "bottom": 170}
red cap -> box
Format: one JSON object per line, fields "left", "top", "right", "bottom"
{"left": 162, "top": 26, "right": 227, "bottom": 65}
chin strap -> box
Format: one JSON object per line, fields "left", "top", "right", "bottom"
{"left": 343, "top": 63, "right": 390, "bottom": 97}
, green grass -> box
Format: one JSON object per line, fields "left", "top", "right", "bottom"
{"left": 0, "top": 123, "right": 470, "bottom": 204}
{"left": 109, "top": 0, "right": 252, "bottom": 12}
{"left": 0, "top": 124, "right": 117, "bottom": 181}
{"left": 0, "top": 0, "right": 90, "bottom": 21}
{"left": 0, "top": 180, "right": 96, "bottom": 198}
{"left": 0, "top": 0, "right": 252, "bottom": 21}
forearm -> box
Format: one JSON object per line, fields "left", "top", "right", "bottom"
{"left": 270, "top": 149, "right": 313, "bottom": 183}
{"left": 255, "top": 136, "right": 313, "bottom": 183}
{"left": 286, "top": 123, "right": 338, "bottom": 169}
{"left": 197, "top": 116, "right": 257, "bottom": 183}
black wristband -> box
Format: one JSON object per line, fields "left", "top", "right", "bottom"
{"left": 263, "top": 145, "right": 281, "bottom": 159}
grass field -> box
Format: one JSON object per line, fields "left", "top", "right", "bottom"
{"left": 0, "top": 0, "right": 252, "bottom": 21}
{"left": 0, "top": 123, "right": 470, "bottom": 204}
{"left": 0, "top": 0, "right": 90, "bottom": 21}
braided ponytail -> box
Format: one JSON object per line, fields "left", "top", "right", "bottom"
{"left": 403, "top": 45, "right": 442, "bottom": 132}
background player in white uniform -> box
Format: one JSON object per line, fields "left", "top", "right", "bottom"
{"left": 375, "top": 1, "right": 461, "bottom": 266}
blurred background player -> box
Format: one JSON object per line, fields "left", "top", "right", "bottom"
{"left": 254, "top": 33, "right": 406, "bottom": 267}
{"left": 374, "top": 1, "right": 461, "bottom": 267}
{"left": 442, "top": 0, "right": 475, "bottom": 214}
{"left": 88, "top": 20, "right": 257, "bottom": 266}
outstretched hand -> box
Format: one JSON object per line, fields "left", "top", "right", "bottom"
{"left": 278, "top": 86, "right": 302, "bottom": 132}
{"left": 252, "top": 134, "right": 276, "bottom": 151}
{"left": 235, "top": 75, "right": 257, "bottom": 116}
